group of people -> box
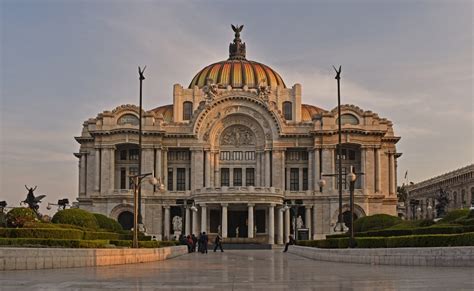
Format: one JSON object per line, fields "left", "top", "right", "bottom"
{"left": 180, "top": 232, "right": 224, "bottom": 254}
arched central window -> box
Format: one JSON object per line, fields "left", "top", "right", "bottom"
{"left": 118, "top": 114, "right": 139, "bottom": 126}
{"left": 337, "top": 114, "right": 359, "bottom": 125}
{"left": 183, "top": 101, "right": 193, "bottom": 120}
{"left": 283, "top": 101, "right": 292, "bottom": 120}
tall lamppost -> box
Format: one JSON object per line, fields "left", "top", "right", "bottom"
{"left": 130, "top": 172, "right": 161, "bottom": 248}
{"left": 137, "top": 66, "right": 146, "bottom": 226}
{"left": 333, "top": 65, "right": 345, "bottom": 233}
{"left": 347, "top": 166, "right": 361, "bottom": 248}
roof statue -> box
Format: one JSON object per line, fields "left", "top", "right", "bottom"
{"left": 229, "top": 24, "right": 246, "bottom": 60}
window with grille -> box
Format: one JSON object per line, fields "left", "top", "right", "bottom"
{"left": 168, "top": 168, "right": 173, "bottom": 191}
{"left": 246, "top": 168, "right": 255, "bottom": 186}
{"left": 177, "top": 168, "right": 186, "bottom": 191}
{"left": 233, "top": 168, "right": 242, "bottom": 186}
{"left": 129, "top": 149, "right": 139, "bottom": 160}
{"left": 290, "top": 168, "right": 299, "bottom": 191}
{"left": 221, "top": 168, "right": 230, "bottom": 186}
{"left": 120, "top": 168, "right": 126, "bottom": 189}
{"left": 129, "top": 167, "right": 138, "bottom": 189}
{"left": 283, "top": 101, "right": 292, "bottom": 120}
{"left": 303, "top": 168, "right": 308, "bottom": 191}
{"left": 183, "top": 101, "right": 193, "bottom": 120}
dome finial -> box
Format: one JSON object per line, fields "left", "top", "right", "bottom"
{"left": 229, "top": 24, "right": 246, "bottom": 60}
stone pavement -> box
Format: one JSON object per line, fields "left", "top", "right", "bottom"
{"left": 0, "top": 250, "right": 473, "bottom": 290}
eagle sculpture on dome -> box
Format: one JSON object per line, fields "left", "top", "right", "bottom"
{"left": 231, "top": 24, "right": 244, "bottom": 37}
{"left": 229, "top": 24, "right": 246, "bottom": 60}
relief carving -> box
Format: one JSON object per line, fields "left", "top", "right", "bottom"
{"left": 203, "top": 78, "right": 219, "bottom": 102}
{"left": 221, "top": 126, "right": 255, "bottom": 147}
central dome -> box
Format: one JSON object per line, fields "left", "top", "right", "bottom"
{"left": 189, "top": 25, "right": 286, "bottom": 89}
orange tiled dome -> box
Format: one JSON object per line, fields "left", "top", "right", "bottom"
{"left": 189, "top": 25, "right": 286, "bottom": 90}
{"left": 189, "top": 60, "right": 286, "bottom": 89}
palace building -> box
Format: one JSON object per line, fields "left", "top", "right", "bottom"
{"left": 74, "top": 26, "right": 400, "bottom": 242}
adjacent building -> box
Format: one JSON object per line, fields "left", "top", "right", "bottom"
{"left": 74, "top": 26, "right": 400, "bottom": 242}
{"left": 405, "top": 164, "right": 474, "bottom": 220}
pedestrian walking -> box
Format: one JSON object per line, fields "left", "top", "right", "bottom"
{"left": 283, "top": 235, "right": 296, "bottom": 252}
{"left": 213, "top": 234, "right": 224, "bottom": 252}
{"left": 192, "top": 234, "right": 197, "bottom": 252}
{"left": 202, "top": 232, "right": 208, "bottom": 254}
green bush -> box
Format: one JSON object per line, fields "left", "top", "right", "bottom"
{"left": 6, "top": 208, "right": 37, "bottom": 227}
{"left": 0, "top": 228, "right": 83, "bottom": 239}
{"left": 417, "top": 219, "right": 435, "bottom": 227}
{"left": 118, "top": 232, "right": 152, "bottom": 241}
{"left": 0, "top": 212, "right": 6, "bottom": 227}
{"left": 439, "top": 209, "right": 470, "bottom": 223}
{"left": 52, "top": 209, "right": 99, "bottom": 230}
{"left": 93, "top": 213, "right": 123, "bottom": 232}
{"left": 353, "top": 214, "right": 401, "bottom": 233}
{"left": 355, "top": 237, "right": 386, "bottom": 248}
{"left": 386, "top": 233, "right": 474, "bottom": 248}
{"left": 109, "top": 240, "right": 179, "bottom": 248}
{"left": 0, "top": 238, "right": 109, "bottom": 248}
{"left": 468, "top": 210, "right": 474, "bottom": 219}
{"left": 83, "top": 231, "right": 120, "bottom": 240}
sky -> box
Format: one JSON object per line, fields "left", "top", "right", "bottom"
{"left": 1, "top": 0, "right": 473, "bottom": 211}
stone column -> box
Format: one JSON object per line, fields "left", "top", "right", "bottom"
{"left": 221, "top": 204, "right": 228, "bottom": 238}
{"left": 204, "top": 150, "right": 211, "bottom": 187}
{"left": 100, "top": 146, "right": 115, "bottom": 193}
{"left": 155, "top": 148, "right": 162, "bottom": 190}
{"left": 79, "top": 154, "right": 86, "bottom": 196}
{"left": 308, "top": 150, "right": 313, "bottom": 191}
{"left": 314, "top": 148, "right": 321, "bottom": 191}
{"left": 162, "top": 149, "right": 168, "bottom": 191}
{"left": 214, "top": 152, "right": 220, "bottom": 187}
{"left": 389, "top": 153, "right": 396, "bottom": 195}
{"left": 365, "top": 147, "right": 375, "bottom": 194}
{"left": 141, "top": 148, "right": 154, "bottom": 194}
{"left": 191, "top": 149, "right": 204, "bottom": 190}
{"left": 305, "top": 205, "right": 312, "bottom": 238}
{"left": 200, "top": 204, "right": 207, "bottom": 233}
{"left": 209, "top": 151, "right": 215, "bottom": 187}
{"left": 94, "top": 148, "right": 101, "bottom": 192}
{"left": 272, "top": 150, "right": 284, "bottom": 190}
{"left": 185, "top": 207, "right": 191, "bottom": 236}
{"left": 360, "top": 147, "right": 367, "bottom": 194}
{"left": 268, "top": 204, "right": 275, "bottom": 244}
{"left": 164, "top": 205, "right": 170, "bottom": 240}
{"left": 277, "top": 207, "right": 284, "bottom": 244}
{"left": 321, "top": 147, "right": 334, "bottom": 192}
{"left": 312, "top": 204, "right": 318, "bottom": 240}
{"left": 248, "top": 204, "right": 254, "bottom": 238}
{"left": 192, "top": 207, "right": 199, "bottom": 235}
{"left": 284, "top": 208, "right": 290, "bottom": 243}
{"left": 256, "top": 152, "right": 261, "bottom": 186}
{"left": 375, "top": 148, "right": 381, "bottom": 193}
{"left": 265, "top": 150, "right": 271, "bottom": 187}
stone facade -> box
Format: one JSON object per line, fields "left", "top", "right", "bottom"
{"left": 74, "top": 27, "right": 400, "bottom": 242}
{"left": 405, "top": 164, "right": 474, "bottom": 220}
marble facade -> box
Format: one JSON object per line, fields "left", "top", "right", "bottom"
{"left": 74, "top": 27, "right": 400, "bottom": 242}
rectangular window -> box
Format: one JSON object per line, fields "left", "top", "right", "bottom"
{"left": 120, "top": 150, "right": 127, "bottom": 160}
{"left": 176, "top": 168, "right": 186, "bottom": 191}
{"left": 129, "top": 149, "right": 139, "bottom": 160}
{"left": 233, "top": 168, "right": 242, "bottom": 186}
{"left": 246, "top": 168, "right": 255, "bottom": 186}
{"left": 290, "top": 168, "right": 299, "bottom": 191}
{"left": 120, "top": 168, "right": 126, "bottom": 189}
{"left": 303, "top": 168, "right": 308, "bottom": 191}
{"left": 168, "top": 168, "right": 174, "bottom": 191}
{"left": 348, "top": 150, "right": 356, "bottom": 160}
{"left": 221, "top": 168, "right": 230, "bottom": 186}
{"left": 188, "top": 168, "right": 191, "bottom": 190}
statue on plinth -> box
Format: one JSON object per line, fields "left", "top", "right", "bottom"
{"left": 22, "top": 185, "right": 46, "bottom": 217}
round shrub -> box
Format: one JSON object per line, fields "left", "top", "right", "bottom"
{"left": 0, "top": 212, "right": 6, "bottom": 227}
{"left": 93, "top": 213, "right": 123, "bottom": 232}
{"left": 353, "top": 214, "right": 401, "bottom": 233}
{"left": 6, "top": 207, "right": 37, "bottom": 228}
{"left": 417, "top": 219, "right": 435, "bottom": 227}
{"left": 467, "top": 209, "right": 474, "bottom": 219}
{"left": 52, "top": 208, "right": 99, "bottom": 230}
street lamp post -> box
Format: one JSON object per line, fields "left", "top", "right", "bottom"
{"left": 333, "top": 65, "right": 345, "bottom": 233}
{"left": 130, "top": 172, "right": 160, "bottom": 248}
{"left": 137, "top": 66, "right": 146, "bottom": 226}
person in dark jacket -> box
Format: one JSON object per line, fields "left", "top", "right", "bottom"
{"left": 202, "top": 232, "right": 208, "bottom": 254}
{"left": 213, "top": 234, "right": 224, "bottom": 252}
{"left": 283, "top": 235, "right": 296, "bottom": 252}
{"left": 197, "top": 232, "right": 203, "bottom": 253}
{"left": 191, "top": 234, "right": 197, "bottom": 252}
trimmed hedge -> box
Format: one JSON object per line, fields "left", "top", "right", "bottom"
{"left": 353, "top": 214, "right": 401, "bottom": 233}
{"left": 439, "top": 209, "right": 470, "bottom": 223}
{"left": 0, "top": 238, "right": 109, "bottom": 248}
{"left": 109, "top": 240, "right": 180, "bottom": 248}
{"left": 83, "top": 231, "right": 120, "bottom": 240}
{"left": 0, "top": 228, "right": 83, "bottom": 239}
{"left": 327, "top": 224, "right": 474, "bottom": 238}
{"left": 297, "top": 232, "right": 474, "bottom": 248}
{"left": 6, "top": 208, "right": 37, "bottom": 228}
{"left": 52, "top": 209, "right": 99, "bottom": 230}
{"left": 93, "top": 213, "right": 123, "bottom": 232}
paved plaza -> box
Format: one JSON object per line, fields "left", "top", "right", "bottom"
{"left": 0, "top": 250, "right": 473, "bottom": 290}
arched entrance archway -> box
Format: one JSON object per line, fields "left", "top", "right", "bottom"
{"left": 117, "top": 211, "right": 134, "bottom": 230}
